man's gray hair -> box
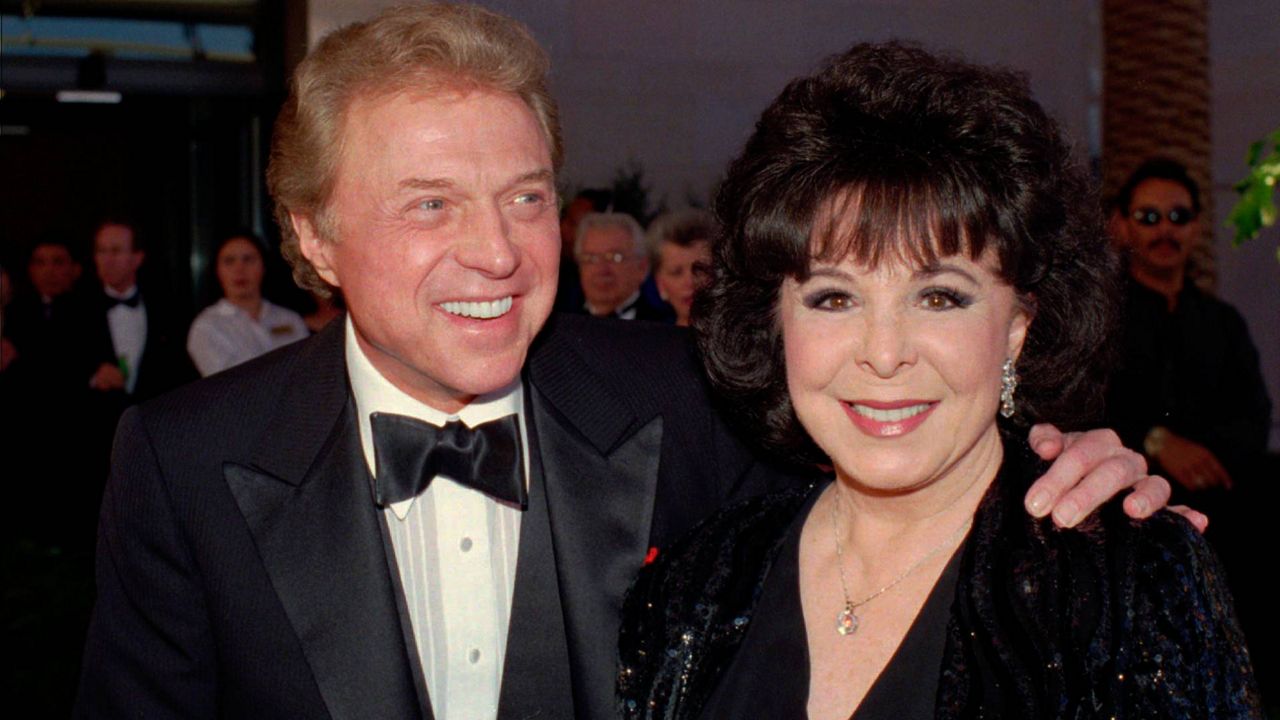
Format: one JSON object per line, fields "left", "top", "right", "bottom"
{"left": 574, "top": 212, "right": 646, "bottom": 257}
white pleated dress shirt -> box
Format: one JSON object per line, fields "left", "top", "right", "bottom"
{"left": 345, "top": 316, "right": 528, "bottom": 720}
{"left": 104, "top": 285, "right": 146, "bottom": 394}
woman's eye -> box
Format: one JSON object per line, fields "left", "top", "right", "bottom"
{"left": 920, "top": 288, "right": 970, "bottom": 310}
{"left": 804, "top": 290, "right": 854, "bottom": 311}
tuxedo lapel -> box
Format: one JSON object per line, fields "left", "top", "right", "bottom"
{"left": 495, "top": 408, "right": 574, "bottom": 718}
{"left": 223, "top": 322, "right": 426, "bottom": 720}
{"left": 526, "top": 321, "right": 663, "bottom": 720}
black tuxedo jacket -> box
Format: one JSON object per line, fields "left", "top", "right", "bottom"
{"left": 75, "top": 313, "right": 797, "bottom": 719}
{"left": 92, "top": 286, "right": 196, "bottom": 403}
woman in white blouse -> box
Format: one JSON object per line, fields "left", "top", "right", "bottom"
{"left": 187, "top": 233, "right": 308, "bottom": 377}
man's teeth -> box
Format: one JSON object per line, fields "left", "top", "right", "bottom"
{"left": 851, "top": 403, "right": 931, "bottom": 422}
{"left": 440, "top": 297, "right": 513, "bottom": 319}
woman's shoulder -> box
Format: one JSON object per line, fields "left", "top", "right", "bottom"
{"left": 952, "top": 440, "right": 1261, "bottom": 716}
{"left": 1086, "top": 506, "right": 1261, "bottom": 715}
{"left": 186, "top": 301, "right": 227, "bottom": 337}
{"left": 261, "top": 299, "right": 308, "bottom": 325}
{"left": 625, "top": 483, "right": 818, "bottom": 626}
{"left": 618, "top": 482, "right": 821, "bottom": 719}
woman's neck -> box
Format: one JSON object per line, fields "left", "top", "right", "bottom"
{"left": 228, "top": 295, "right": 264, "bottom": 321}
{"left": 831, "top": 427, "right": 1002, "bottom": 570}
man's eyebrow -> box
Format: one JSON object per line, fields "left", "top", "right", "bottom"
{"left": 398, "top": 177, "right": 453, "bottom": 191}
{"left": 511, "top": 168, "right": 556, "bottom": 186}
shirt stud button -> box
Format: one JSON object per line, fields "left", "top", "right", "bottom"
{"left": 469, "top": 648, "right": 481, "bottom": 664}
{"left": 460, "top": 537, "right": 473, "bottom": 552}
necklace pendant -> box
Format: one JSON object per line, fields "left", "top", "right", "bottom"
{"left": 836, "top": 603, "right": 859, "bottom": 636}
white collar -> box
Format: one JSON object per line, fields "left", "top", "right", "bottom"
{"left": 104, "top": 284, "right": 139, "bottom": 300}
{"left": 344, "top": 315, "right": 524, "bottom": 519}
{"left": 585, "top": 289, "right": 641, "bottom": 318}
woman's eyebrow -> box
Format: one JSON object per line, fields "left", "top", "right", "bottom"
{"left": 913, "top": 261, "right": 979, "bottom": 284}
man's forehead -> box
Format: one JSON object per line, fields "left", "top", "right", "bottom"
{"left": 96, "top": 224, "right": 136, "bottom": 247}
{"left": 583, "top": 226, "right": 633, "bottom": 246}
{"left": 33, "top": 245, "right": 73, "bottom": 262}
{"left": 335, "top": 86, "right": 550, "bottom": 181}
{"left": 1132, "top": 178, "right": 1193, "bottom": 206}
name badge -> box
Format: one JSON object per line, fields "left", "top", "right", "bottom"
{"left": 270, "top": 324, "right": 296, "bottom": 337}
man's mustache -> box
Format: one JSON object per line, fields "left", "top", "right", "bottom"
{"left": 1143, "top": 236, "right": 1182, "bottom": 252}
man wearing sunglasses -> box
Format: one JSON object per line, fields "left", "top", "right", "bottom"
{"left": 1107, "top": 158, "right": 1271, "bottom": 503}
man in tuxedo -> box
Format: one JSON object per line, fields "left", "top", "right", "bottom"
{"left": 574, "top": 212, "right": 673, "bottom": 322}
{"left": 89, "top": 218, "right": 194, "bottom": 402}
{"left": 79, "top": 219, "right": 195, "bottom": 526}
{"left": 76, "top": 4, "right": 1173, "bottom": 719}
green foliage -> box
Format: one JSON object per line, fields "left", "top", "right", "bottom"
{"left": 610, "top": 158, "right": 665, "bottom": 225}
{"left": 1227, "top": 127, "right": 1280, "bottom": 261}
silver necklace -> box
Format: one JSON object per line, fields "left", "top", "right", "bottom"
{"left": 828, "top": 488, "right": 973, "bottom": 637}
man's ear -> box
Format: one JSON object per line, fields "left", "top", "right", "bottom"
{"left": 292, "top": 212, "right": 340, "bottom": 287}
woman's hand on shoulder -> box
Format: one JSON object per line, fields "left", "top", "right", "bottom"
{"left": 1022, "top": 424, "right": 1207, "bottom": 533}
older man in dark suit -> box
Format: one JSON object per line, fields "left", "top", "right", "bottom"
{"left": 75, "top": 5, "right": 1174, "bottom": 719}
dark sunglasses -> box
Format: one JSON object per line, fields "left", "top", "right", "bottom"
{"left": 1131, "top": 206, "right": 1196, "bottom": 226}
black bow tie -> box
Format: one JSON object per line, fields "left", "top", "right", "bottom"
{"left": 106, "top": 291, "right": 141, "bottom": 308}
{"left": 371, "top": 412, "right": 526, "bottom": 509}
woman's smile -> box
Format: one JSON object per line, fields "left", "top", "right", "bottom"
{"left": 843, "top": 400, "right": 937, "bottom": 438}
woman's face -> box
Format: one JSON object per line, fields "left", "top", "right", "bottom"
{"left": 216, "top": 237, "right": 265, "bottom": 303}
{"left": 779, "top": 248, "right": 1028, "bottom": 496}
{"left": 656, "top": 239, "right": 710, "bottom": 325}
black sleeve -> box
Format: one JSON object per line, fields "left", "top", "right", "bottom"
{"left": 74, "top": 408, "right": 218, "bottom": 719}
{"left": 1194, "top": 306, "right": 1272, "bottom": 475}
{"left": 1117, "top": 513, "right": 1263, "bottom": 717}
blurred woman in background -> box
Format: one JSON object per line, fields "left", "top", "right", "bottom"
{"left": 647, "top": 208, "right": 715, "bottom": 327}
{"left": 187, "top": 232, "right": 307, "bottom": 376}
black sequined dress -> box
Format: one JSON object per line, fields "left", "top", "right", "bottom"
{"left": 617, "top": 438, "right": 1262, "bottom": 719}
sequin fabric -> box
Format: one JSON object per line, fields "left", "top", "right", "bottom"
{"left": 617, "top": 438, "right": 1263, "bottom": 719}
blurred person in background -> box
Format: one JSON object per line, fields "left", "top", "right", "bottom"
{"left": 575, "top": 212, "right": 672, "bottom": 321}
{"left": 555, "top": 188, "right": 611, "bottom": 313}
{"left": 647, "top": 208, "right": 715, "bottom": 327}
{"left": 187, "top": 232, "right": 307, "bottom": 376}
{"left": 1106, "top": 158, "right": 1271, "bottom": 501}
{"left": 89, "top": 218, "right": 194, "bottom": 401}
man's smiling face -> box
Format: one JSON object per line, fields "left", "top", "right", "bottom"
{"left": 299, "top": 86, "right": 560, "bottom": 413}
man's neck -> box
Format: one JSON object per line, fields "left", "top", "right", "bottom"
{"left": 105, "top": 281, "right": 138, "bottom": 297}
{"left": 586, "top": 290, "right": 639, "bottom": 318}
{"left": 1129, "top": 266, "right": 1185, "bottom": 312}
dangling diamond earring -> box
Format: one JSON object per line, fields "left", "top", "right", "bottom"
{"left": 1000, "top": 359, "right": 1018, "bottom": 418}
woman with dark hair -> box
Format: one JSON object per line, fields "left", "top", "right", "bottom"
{"left": 618, "top": 43, "right": 1259, "bottom": 719}
{"left": 187, "top": 233, "right": 308, "bottom": 376}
